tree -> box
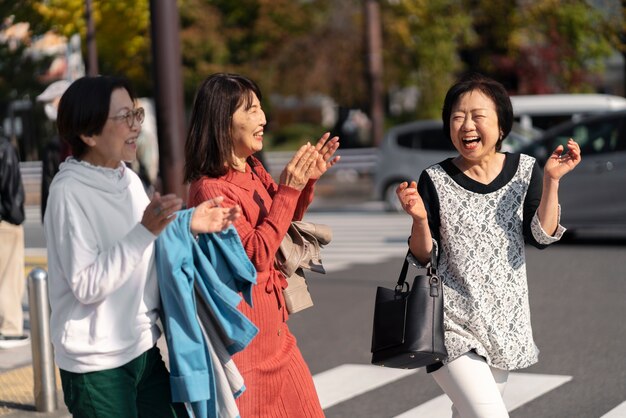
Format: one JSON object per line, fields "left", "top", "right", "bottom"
{"left": 34, "top": 0, "right": 152, "bottom": 95}
{"left": 0, "top": 22, "right": 51, "bottom": 100}
{"left": 382, "top": 0, "right": 477, "bottom": 119}
{"left": 510, "top": 0, "right": 614, "bottom": 93}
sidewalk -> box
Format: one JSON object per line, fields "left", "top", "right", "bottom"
{"left": 0, "top": 199, "right": 68, "bottom": 417}
{"left": 0, "top": 258, "right": 70, "bottom": 417}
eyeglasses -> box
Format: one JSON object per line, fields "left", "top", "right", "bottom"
{"left": 109, "top": 107, "right": 145, "bottom": 128}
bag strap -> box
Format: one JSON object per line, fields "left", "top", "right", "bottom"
{"left": 395, "top": 248, "right": 438, "bottom": 290}
{"left": 395, "top": 252, "right": 411, "bottom": 289}
{"left": 427, "top": 247, "right": 437, "bottom": 277}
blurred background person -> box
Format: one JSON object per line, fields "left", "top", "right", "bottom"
{"left": 0, "top": 132, "right": 27, "bottom": 349}
{"left": 130, "top": 97, "right": 159, "bottom": 195}
{"left": 36, "top": 79, "right": 71, "bottom": 221}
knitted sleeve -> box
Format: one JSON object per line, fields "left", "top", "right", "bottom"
{"left": 250, "top": 159, "right": 316, "bottom": 221}
{"left": 188, "top": 178, "right": 300, "bottom": 273}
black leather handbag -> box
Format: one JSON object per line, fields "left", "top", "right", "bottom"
{"left": 371, "top": 250, "right": 447, "bottom": 369}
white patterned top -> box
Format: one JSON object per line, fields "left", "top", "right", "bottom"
{"left": 410, "top": 153, "right": 565, "bottom": 371}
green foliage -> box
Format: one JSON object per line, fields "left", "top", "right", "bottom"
{"left": 1, "top": 0, "right": 622, "bottom": 136}
{"left": 0, "top": 40, "right": 51, "bottom": 100}
{"left": 383, "top": 0, "right": 477, "bottom": 119}
{"left": 33, "top": 0, "right": 152, "bottom": 94}
{"left": 510, "top": 0, "right": 615, "bottom": 93}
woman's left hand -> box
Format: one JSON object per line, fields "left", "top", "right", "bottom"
{"left": 544, "top": 138, "right": 582, "bottom": 181}
{"left": 309, "top": 132, "right": 340, "bottom": 179}
{"left": 190, "top": 196, "right": 242, "bottom": 235}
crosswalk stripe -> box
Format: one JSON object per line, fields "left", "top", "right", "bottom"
{"left": 312, "top": 364, "right": 418, "bottom": 410}
{"left": 306, "top": 213, "right": 412, "bottom": 273}
{"left": 312, "top": 364, "right": 572, "bottom": 414}
{"left": 601, "top": 401, "right": 626, "bottom": 417}
{"left": 393, "top": 372, "right": 572, "bottom": 417}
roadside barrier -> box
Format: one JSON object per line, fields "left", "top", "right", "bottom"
{"left": 264, "top": 148, "right": 379, "bottom": 179}
{"left": 27, "top": 267, "right": 58, "bottom": 412}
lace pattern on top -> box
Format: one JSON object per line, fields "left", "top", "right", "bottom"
{"left": 422, "top": 154, "right": 552, "bottom": 370}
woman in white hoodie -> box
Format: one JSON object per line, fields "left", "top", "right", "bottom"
{"left": 44, "top": 75, "right": 240, "bottom": 418}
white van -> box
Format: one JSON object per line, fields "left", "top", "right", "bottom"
{"left": 510, "top": 93, "right": 626, "bottom": 131}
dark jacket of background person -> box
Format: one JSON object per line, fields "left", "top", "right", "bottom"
{"left": 0, "top": 135, "right": 25, "bottom": 226}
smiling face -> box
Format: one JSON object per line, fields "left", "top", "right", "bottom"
{"left": 231, "top": 92, "right": 266, "bottom": 161}
{"left": 80, "top": 88, "right": 141, "bottom": 169}
{"left": 449, "top": 89, "right": 501, "bottom": 162}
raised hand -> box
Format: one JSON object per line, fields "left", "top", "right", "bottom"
{"left": 309, "top": 132, "right": 340, "bottom": 179}
{"left": 190, "top": 196, "right": 241, "bottom": 235}
{"left": 142, "top": 192, "right": 183, "bottom": 235}
{"left": 396, "top": 181, "right": 427, "bottom": 221}
{"left": 279, "top": 142, "right": 319, "bottom": 190}
{"left": 544, "top": 138, "right": 582, "bottom": 181}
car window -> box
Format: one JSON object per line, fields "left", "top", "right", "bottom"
{"left": 518, "top": 114, "right": 574, "bottom": 131}
{"left": 396, "top": 128, "right": 454, "bottom": 151}
{"left": 559, "top": 119, "right": 619, "bottom": 154}
{"left": 531, "top": 116, "right": 624, "bottom": 160}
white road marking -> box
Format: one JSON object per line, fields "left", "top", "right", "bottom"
{"left": 601, "top": 401, "right": 626, "bottom": 418}
{"left": 313, "top": 364, "right": 418, "bottom": 410}
{"left": 393, "top": 372, "right": 572, "bottom": 417}
{"left": 306, "top": 213, "right": 411, "bottom": 273}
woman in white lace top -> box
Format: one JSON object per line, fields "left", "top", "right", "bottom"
{"left": 396, "top": 73, "right": 581, "bottom": 418}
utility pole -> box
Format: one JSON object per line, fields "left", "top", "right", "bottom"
{"left": 365, "top": 0, "right": 384, "bottom": 146}
{"left": 149, "top": 0, "right": 186, "bottom": 197}
{"left": 84, "top": 0, "right": 98, "bottom": 76}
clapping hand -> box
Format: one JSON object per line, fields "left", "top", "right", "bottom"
{"left": 190, "top": 196, "right": 242, "bottom": 235}
{"left": 396, "top": 181, "right": 427, "bottom": 221}
{"left": 544, "top": 138, "right": 582, "bottom": 181}
{"left": 309, "top": 132, "right": 340, "bottom": 179}
{"left": 142, "top": 192, "right": 183, "bottom": 235}
{"left": 279, "top": 142, "right": 319, "bottom": 190}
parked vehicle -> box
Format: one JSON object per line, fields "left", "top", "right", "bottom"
{"left": 519, "top": 110, "right": 626, "bottom": 234}
{"left": 510, "top": 93, "right": 626, "bottom": 132}
{"left": 373, "top": 120, "right": 531, "bottom": 211}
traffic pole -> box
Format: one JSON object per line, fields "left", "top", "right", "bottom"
{"left": 28, "top": 267, "right": 57, "bottom": 412}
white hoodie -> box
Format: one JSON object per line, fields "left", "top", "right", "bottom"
{"left": 44, "top": 158, "right": 160, "bottom": 373}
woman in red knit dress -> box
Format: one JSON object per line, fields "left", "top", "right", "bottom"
{"left": 184, "top": 73, "right": 340, "bottom": 417}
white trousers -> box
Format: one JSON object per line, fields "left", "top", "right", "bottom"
{"left": 431, "top": 351, "right": 510, "bottom": 418}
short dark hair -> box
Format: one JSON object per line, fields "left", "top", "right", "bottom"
{"left": 442, "top": 73, "right": 513, "bottom": 152}
{"left": 184, "top": 73, "right": 262, "bottom": 182}
{"left": 57, "top": 76, "right": 135, "bottom": 158}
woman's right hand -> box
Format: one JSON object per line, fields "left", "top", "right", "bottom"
{"left": 141, "top": 192, "right": 183, "bottom": 236}
{"left": 396, "top": 181, "right": 427, "bottom": 221}
{"left": 279, "top": 143, "right": 319, "bottom": 191}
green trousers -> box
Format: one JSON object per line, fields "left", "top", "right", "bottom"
{"left": 60, "top": 346, "right": 188, "bottom": 418}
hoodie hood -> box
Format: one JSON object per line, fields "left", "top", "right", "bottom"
{"left": 55, "top": 157, "right": 132, "bottom": 194}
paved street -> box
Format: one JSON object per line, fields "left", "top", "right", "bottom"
{"left": 2, "top": 203, "right": 626, "bottom": 417}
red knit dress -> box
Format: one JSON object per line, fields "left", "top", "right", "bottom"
{"left": 188, "top": 160, "right": 324, "bottom": 418}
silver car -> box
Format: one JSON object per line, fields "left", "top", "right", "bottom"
{"left": 519, "top": 110, "right": 626, "bottom": 234}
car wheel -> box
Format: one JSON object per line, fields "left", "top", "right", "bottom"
{"left": 384, "top": 182, "right": 404, "bottom": 212}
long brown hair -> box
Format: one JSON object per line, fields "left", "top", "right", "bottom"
{"left": 184, "top": 73, "right": 262, "bottom": 182}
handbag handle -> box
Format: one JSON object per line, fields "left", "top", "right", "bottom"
{"left": 395, "top": 248, "right": 438, "bottom": 291}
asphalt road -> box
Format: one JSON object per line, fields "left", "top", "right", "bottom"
{"left": 289, "top": 234, "right": 626, "bottom": 418}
